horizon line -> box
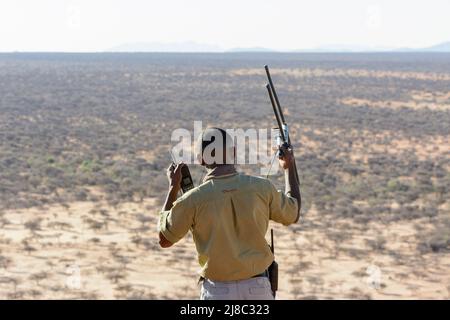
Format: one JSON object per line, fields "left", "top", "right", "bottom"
{"left": 0, "top": 50, "right": 447, "bottom": 54}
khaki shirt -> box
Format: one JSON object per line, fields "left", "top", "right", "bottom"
{"left": 158, "top": 172, "right": 298, "bottom": 281}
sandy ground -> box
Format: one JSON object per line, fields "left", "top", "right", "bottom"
{"left": 0, "top": 197, "right": 448, "bottom": 299}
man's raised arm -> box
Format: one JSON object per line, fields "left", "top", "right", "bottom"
{"left": 279, "top": 145, "right": 301, "bottom": 222}
{"left": 158, "top": 163, "right": 183, "bottom": 248}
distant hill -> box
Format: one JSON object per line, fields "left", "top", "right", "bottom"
{"left": 300, "top": 42, "right": 450, "bottom": 53}
{"left": 395, "top": 42, "right": 450, "bottom": 52}
{"left": 422, "top": 41, "right": 450, "bottom": 52}
{"left": 227, "top": 47, "right": 276, "bottom": 53}
{"left": 106, "top": 41, "right": 450, "bottom": 53}
{"left": 295, "top": 44, "right": 394, "bottom": 53}
{"left": 107, "top": 41, "right": 223, "bottom": 52}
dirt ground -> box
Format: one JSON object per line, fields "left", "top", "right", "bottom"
{"left": 0, "top": 197, "right": 448, "bottom": 299}
{"left": 0, "top": 58, "right": 449, "bottom": 300}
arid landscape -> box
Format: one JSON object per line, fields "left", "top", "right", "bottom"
{"left": 0, "top": 53, "right": 449, "bottom": 299}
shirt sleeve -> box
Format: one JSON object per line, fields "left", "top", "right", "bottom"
{"left": 158, "top": 194, "right": 196, "bottom": 244}
{"left": 268, "top": 181, "right": 298, "bottom": 226}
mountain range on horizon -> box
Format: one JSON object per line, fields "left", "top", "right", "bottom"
{"left": 107, "top": 41, "right": 450, "bottom": 53}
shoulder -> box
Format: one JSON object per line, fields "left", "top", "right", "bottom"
{"left": 238, "top": 174, "right": 273, "bottom": 189}
{"left": 175, "top": 180, "right": 213, "bottom": 206}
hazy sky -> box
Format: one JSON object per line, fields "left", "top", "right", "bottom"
{"left": 1, "top": 0, "right": 449, "bottom": 52}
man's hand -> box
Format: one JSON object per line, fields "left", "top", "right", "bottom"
{"left": 167, "top": 163, "right": 183, "bottom": 190}
{"left": 278, "top": 144, "right": 294, "bottom": 170}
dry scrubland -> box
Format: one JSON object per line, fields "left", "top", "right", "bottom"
{"left": 0, "top": 53, "right": 449, "bottom": 299}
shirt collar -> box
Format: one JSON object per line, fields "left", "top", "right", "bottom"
{"left": 203, "top": 164, "right": 238, "bottom": 182}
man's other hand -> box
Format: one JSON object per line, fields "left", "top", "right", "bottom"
{"left": 167, "top": 163, "right": 183, "bottom": 189}
{"left": 278, "top": 145, "right": 294, "bottom": 170}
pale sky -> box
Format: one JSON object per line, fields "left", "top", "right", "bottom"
{"left": 1, "top": 0, "right": 449, "bottom": 52}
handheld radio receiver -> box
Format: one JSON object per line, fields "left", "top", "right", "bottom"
{"left": 170, "top": 151, "right": 194, "bottom": 194}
